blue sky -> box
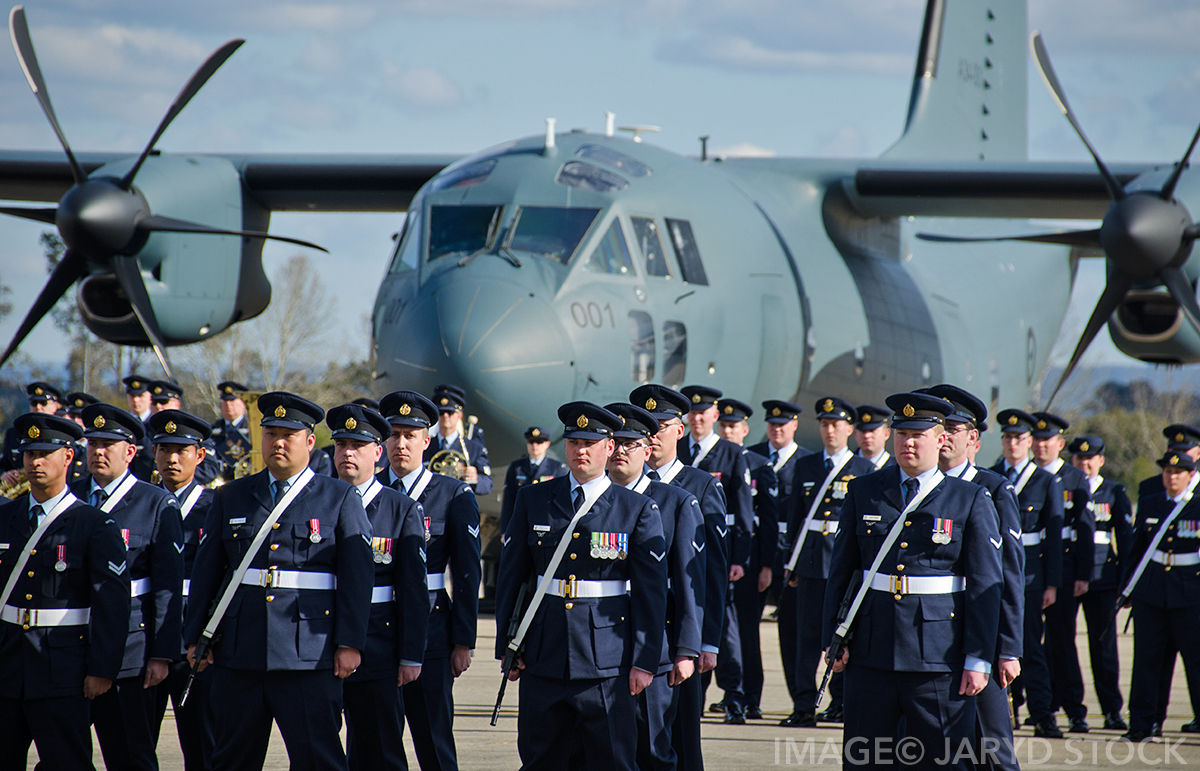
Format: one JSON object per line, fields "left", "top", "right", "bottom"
{"left": 3, "top": 0, "right": 1200, "bottom": 378}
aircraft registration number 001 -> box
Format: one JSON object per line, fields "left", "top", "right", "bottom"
{"left": 570, "top": 301, "right": 616, "bottom": 329}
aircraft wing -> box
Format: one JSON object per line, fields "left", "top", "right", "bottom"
{"left": 0, "top": 150, "right": 462, "bottom": 212}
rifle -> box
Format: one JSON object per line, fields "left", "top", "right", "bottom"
{"left": 180, "top": 570, "right": 231, "bottom": 707}
{"left": 491, "top": 576, "right": 534, "bottom": 726}
{"left": 814, "top": 569, "right": 862, "bottom": 711}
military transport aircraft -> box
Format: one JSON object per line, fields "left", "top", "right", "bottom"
{"left": 1, "top": 0, "right": 1198, "bottom": 461}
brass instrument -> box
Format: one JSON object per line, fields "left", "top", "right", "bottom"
{"left": 0, "top": 470, "right": 30, "bottom": 500}
{"left": 429, "top": 449, "right": 468, "bottom": 480}
{"left": 207, "top": 390, "right": 265, "bottom": 489}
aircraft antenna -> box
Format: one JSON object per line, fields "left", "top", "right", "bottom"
{"left": 605, "top": 112, "right": 615, "bottom": 137}
{"left": 544, "top": 118, "right": 557, "bottom": 153}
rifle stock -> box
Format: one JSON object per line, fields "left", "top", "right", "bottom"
{"left": 491, "top": 576, "right": 534, "bottom": 726}
{"left": 814, "top": 570, "right": 862, "bottom": 710}
{"left": 180, "top": 570, "right": 231, "bottom": 707}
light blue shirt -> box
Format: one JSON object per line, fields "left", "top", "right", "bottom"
{"left": 29, "top": 485, "right": 72, "bottom": 525}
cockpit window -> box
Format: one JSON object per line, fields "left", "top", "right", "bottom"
{"left": 556, "top": 162, "right": 628, "bottom": 194}
{"left": 575, "top": 145, "right": 652, "bottom": 178}
{"left": 582, "top": 219, "right": 634, "bottom": 276}
{"left": 665, "top": 218, "right": 709, "bottom": 285}
{"left": 507, "top": 206, "right": 600, "bottom": 265}
{"left": 429, "top": 159, "right": 497, "bottom": 192}
{"left": 388, "top": 208, "right": 422, "bottom": 274}
{"left": 427, "top": 205, "right": 502, "bottom": 262}
{"left": 631, "top": 217, "right": 671, "bottom": 278}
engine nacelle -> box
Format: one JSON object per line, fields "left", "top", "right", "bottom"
{"left": 1109, "top": 288, "right": 1200, "bottom": 365}
{"left": 74, "top": 154, "right": 270, "bottom": 346}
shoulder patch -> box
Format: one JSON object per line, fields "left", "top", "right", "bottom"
{"left": 108, "top": 560, "right": 127, "bottom": 575}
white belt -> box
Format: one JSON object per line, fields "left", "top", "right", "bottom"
{"left": 240, "top": 569, "right": 336, "bottom": 590}
{"left": 539, "top": 575, "right": 629, "bottom": 599}
{"left": 1061, "top": 527, "right": 1076, "bottom": 541}
{"left": 805, "top": 519, "right": 839, "bottom": 535}
{"left": 182, "top": 579, "right": 191, "bottom": 597}
{"left": 1, "top": 605, "right": 91, "bottom": 627}
{"left": 427, "top": 573, "right": 446, "bottom": 591}
{"left": 130, "top": 577, "right": 152, "bottom": 597}
{"left": 1022, "top": 530, "right": 1045, "bottom": 546}
{"left": 1150, "top": 550, "right": 1200, "bottom": 567}
{"left": 371, "top": 585, "right": 395, "bottom": 603}
{"left": 1094, "top": 531, "right": 1112, "bottom": 545}
{"left": 865, "top": 571, "right": 966, "bottom": 595}
{"left": 725, "top": 514, "right": 735, "bottom": 526}
{"left": 778, "top": 522, "right": 789, "bottom": 535}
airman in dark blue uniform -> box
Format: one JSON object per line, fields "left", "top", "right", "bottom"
{"left": 632, "top": 384, "right": 725, "bottom": 771}
{"left": 210, "top": 381, "right": 254, "bottom": 482}
{"left": 183, "top": 392, "right": 374, "bottom": 771}
{"left": 500, "top": 426, "right": 568, "bottom": 536}
{"left": 783, "top": 396, "right": 874, "bottom": 726}
{"left": 747, "top": 399, "right": 810, "bottom": 719}
{"left": 0, "top": 382, "right": 63, "bottom": 482}
{"left": 1123, "top": 450, "right": 1200, "bottom": 742}
{"left": 605, "top": 402, "right": 703, "bottom": 771}
{"left": 425, "top": 384, "right": 492, "bottom": 496}
{"left": 823, "top": 392, "right": 1003, "bottom": 771}
{"left": 0, "top": 413, "right": 130, "bottom": 770}
{"left": 123, "top": 375, "right": 153, "bottom": 422}
{"left": 327, "top": 403, "right": 430, "bottom": 771}
{"left": 378, "top": 390, "right": 480, "bottom": 771}
{"left": 496, "top": 401, "right": 667, "bottom": 771}
{"left": 146, "top": 409, "right": 217, "bottom": 771}
{"left": 990, "top": 408, "right": 1064, "bottom": 738}
{"left": 854, "top": 404, "right": 895, "bottom": 471}
{"left": 63, "top": 392, "right": 99, "bottom": 484}
{"left": 1068, "top": 435, "right": 1133, "bottom": 731}
{"left": 927, "top": 384, "right": 1024, "bottom": 771}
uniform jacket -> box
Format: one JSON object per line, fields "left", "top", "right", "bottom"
{"left": 663, "top": 462, "right": 728, "bottom": 650}
{"left": 349, "top": 482, "right": 430, "bottom": 680}
{"left": 1089, "top": 477, "right": 1134, "bottom": 590}
{"left": 210, "top": 418, "right": 252, "bottom": 479}
{"left": 0, "top": 426, "right": 19, "bottom": 473}
{"left": 989, "top": 460, "right": 1064, "bottom": 592}
{"left": 822, "top": 469, "right": 1003, "bottom": 673}
{"left": 743, "top": 449, "right": 779, "bottom": 571}
{"left": 163, "top": 480, "right": 214, "bottom": 657}
{"left": 0, "top": 495, "right": 131, "bottom": 698}
{"left": 68, "top": 440, "right": 89, "bottom": 484}
{"left": 748, "top": 441, "right": 810, "bottom": 569}
{"left": 495, "top": 476, "right": 667, "bottom": 678}
{"left": 640, "top": 477, "right": 704, "bottom": 671}
{"left": 183, "top": 470, "right": 374, "bottom": 670}
{"left": 1047, "top": 459, "right": 1095, "bottom": 586}
{"left": 71, "top": 473, "right": 184, "bottom": 677}
{"left": 785, "top": 451, "right": 876, "bottom": 580}
{"left": 424, "top": 433, "right": 493, "bottom": 495}
{"left": 1124, "top": 491, "right": 1200, "bottom": 609}
{"left": 678, "top": 436, "right": 753, "bottom": 568}
{"left": 378, "top": 466, "right": 481, "bottom": 655}
{"left": 500, "top": 456, "right": 568, "bottom": 535}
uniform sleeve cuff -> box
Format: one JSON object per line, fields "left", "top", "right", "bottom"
{"left": 674, "top": 647, "right": 699, "bottom": 659}
{"left": 964, "top": 655, "right": 992, "bottom": 674}
{"left": 701, "top": 644, "right": 719, "bottom": 654}
{"left": 400, "top": 660, "right": 423, "bottom": 667}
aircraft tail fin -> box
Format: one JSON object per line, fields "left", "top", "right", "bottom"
{"left": 882, "top": 0, "right": 1027, "bottom": 162}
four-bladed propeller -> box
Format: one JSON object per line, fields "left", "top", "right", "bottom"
{"left": 0, "top": 6, "right": 327, "bottom": 377}
{"left": 918, "top": 31, "right": 1200, "bottom": 406}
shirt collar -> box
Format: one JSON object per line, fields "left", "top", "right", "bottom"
{"left": 270, "top": 468, "right": 307, "bottom": 487}
{"left": 899, "top": 464, "right": 940, "bottom": 486}
{"left": 570, "top": 472, "right": 611, "bottom": 503}
{"left": 622, "top": 472, "right": 647, "bottom": 491}
{"left": 1005, "top": 456, "right": 1031, "bottom": 476}
{"left": 944, "top": 459, "right": 971, "bottom": 478}
{"left": 31, "top": 484, "right": 71, "bottom": 514}
{"left": 398, "top": 466, "right": 424, "bottom": 491}
{"left": 528, "top": 455, "right": 545, "bottom": 466}
{"left": 91, "top": 470, "right": 130, "bottom": 497}
{"left": 648, "top": 457, "right": 681, "bottom": 478}
{"left": 1039, "top": 457, "right": 1064, "bottom": 474}
{"left": 354, "top": 478, "right": 375, "bottom": 497}
{"left": 1089, "top": 475, "right": 1103, "bottom": 494}
{"left": 824, "top": 446, "right": 852, "bottom": 465}
{"left": 771, "top": 440, "right": 797, "bottom": 456}
{"left": 691, "top": 431, "right": 719, "bottom": 455}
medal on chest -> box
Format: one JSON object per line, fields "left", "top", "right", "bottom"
{"left": 832, "top": 479, "right": 849, "bottom": 499}
{"left": 308, "top": 518, "right": 322, "bottom": 543}
{"left": 932, "top": 517, "right": 953, "bottom": 545}
{"left": 371, "top": 536, "right": 393, "bottom": 563}
{"left": 120, "top": 529, "right": 130, "bottom": 548}
{"left": 55, "top": 544, "right": 67, "bottom": 572}
{"left": 424, "top": 517, "right": 432, "bottom": 542}
{"left": 1093, "top": 502, "right": 1111, "bottom": 522}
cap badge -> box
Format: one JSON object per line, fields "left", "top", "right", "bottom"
{"left": 576, "top": 415, "right": 589, "bottom": 429}
{"left": 131, "top": 380, "right": 141, "bottom": 389}
{"left": 691, "top": 393, "right": 702, "bottom": 404}
{"left": 27, "top": 426, "right": 39, "bottom": 439}
{"left": 345, "top": 417, "right": 357, "bottom": 430}
{"left": 93, "top": 416, "right": 106, "bottom": 429}
{"left": 274, "top": 405, "right": 287, "bottom": 419}
{"left": 1171, "top": 454, "right": 1180, "bottom": 465}
{"left": 619, "top": 415, "right": 626, "bottom": 425}
{"left": 154, "top": 386, "right": 163, "bottom": 395}
{"left": 224, "top": 385, "right": 233, "bottom": 394}
{"left": 822, "top": 399, "right": 833, "bottom": 412}
{"left": 862, "top": 413, "right": 871, "bottom": 422}
{"left": 165, "top": 421, "right": 177, "bottom": 434}
{"left": 645, "top": 397, "right": 657, "bottom": 411}
{"left": 74, "top": 398, "right": 83, "bottom": 407}
{"left": 1178, "top": 432, "right": 1186, "bottom": 442}
{"left": 723, "top": 405, "right": 733, "bottom": 415}
{"left": 440, "top": 397, "right": 449, "bottom": 406}
{"left": 771, "top": 407, "right": 781, "bottom": 417}
{"left": 1080, "top": 441, "right": 1090, "bottom": 452}
{"left": 33, "top": 387, "right": 43, "bottom": 395}
{"left": 1007, "top": 415, "right": 1018, "bottom": 426}
{"left": 902, "top": 404, "right": 915, "bottom": 418}
{"left": 399, "top": 404, "right": 411, "bottom": 416}
{"left": 1036, "top": 420, "right": 1047, "bottom": 430}
{"left": 531, "top": 428, "right": 541, "bottom": 437}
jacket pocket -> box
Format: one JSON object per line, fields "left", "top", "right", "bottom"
{"left": 297, "top": 591, "right": 333, "bottom": 661}
{"left": 590, "top": 598, "right": 631, "bottom": 670}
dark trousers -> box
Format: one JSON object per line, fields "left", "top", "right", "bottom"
{"left": 1045, "top": 589, "right": 1086, "bottom": 719}
{"left": 92, "top": 674, "right": 160, "bottom": 771}
{"left": 1078, "top": 588, "right": 1123, "bottom": 715}
{"left": 637, "top": 672, "right": 680, "bottom": 771}
{"left": 1155, "top": 637, "right": 1200, "bottom": 725}
{"left": 345, "top": 676, "right": 409, "bottom": 771}
{"left": 670, "top": 669, "right": 704, "bottom": 771}
{"left": 209, "top": 666, "right": 347, "bottom": 771}
{"left": 974, "top": 677, "right": 1019, "bottom": 771}
{"left": 402, "top": 655, "right": 457, "bottom": 771}
{"left": 517, "top": 672, "right": 637, "bottom": 771}
{"left": 153, "top": 660, "right": 214, "bottom": 771}
{"left": 0, "top": 693, "right": 95, "bottom": 771}
{"left": 1131, "top": 602, "right": 1200, "bottom": 732}
{"left": 707, "top": 581, "right": 743, "bottom": 708}
{"left": 1014, "top": 590, "right": 1052, "bottom": 721}
{"left": 776, "top": 581, "right": 800, "bottom": 709}
{"left": 796, "top": 576, "right": 842, "bottom": 712}
{"left": 733, "top": 567, "right": 765, "bottom": 707}
{"left": 843, "top": 665, "right": 976, "bottom": 771}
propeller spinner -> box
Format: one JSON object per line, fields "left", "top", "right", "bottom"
{"left": 0, "top": 6, "right": 326, "bottom": 377}
{"left": 918, "top": 31, "right": 1200, "bottom": 406}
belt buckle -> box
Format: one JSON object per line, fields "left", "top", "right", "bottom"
{"left": 889, "top": 575, "right": 907, "bottom": 595}
{"left": 562, "top": 576, "right": 576, "bottom": 599}
{"left": 821, "top": 520, "right": 832, "bottom": 535}
{"left": 1167, "top": 552, "right": 1176, "bottom": 567}
{"left": 263, "top": 567, "right": 278, "bottom": 588}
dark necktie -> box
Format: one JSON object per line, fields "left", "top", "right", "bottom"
{"left": 770, "top": 450, "right": 779, "bottom": 465}
{"left": 91, "top": 489, "right": 108, "bottom": 509}
{"left": 902, "top": 478, "right": 919, "bottom": 506}
{"left": 30, "top": 504, "right": 43, "bottom": 524}
{"left": 824, "top": 457, "right": 833, "bottom": 474}
{"left": 529, "top": 459, "right": 539, "bottom": 477}
{"left": 1007, "top": 466, "right": 1018, "bottom": 485}
{"left": 690, "top": 442, "right": 699, "bottom": 460}
{"left": 272, "top": 480, "right": 288, "bottom": 505}
{"left": 647, "top": 468, "right": 660, "bottom": 481}
{"left": 572, "top": 487, "right": 584, "bottom": 512}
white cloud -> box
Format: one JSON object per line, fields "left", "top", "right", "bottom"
{"left": 659, "top": 33, "right": 909, "bottom": 74}
{"left": 712, "top": 142, "right": 774, "bottom": 158}
{"left": 238, "top": 4, "right": 379, "bottom": 31}
{"left": 36, "top": 24, "right": 210, "bottom": 85}
{"left": 382, "top": 63, "right": 462, "bottom": 109}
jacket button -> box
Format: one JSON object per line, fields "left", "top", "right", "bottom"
{"left": 325, "top": 610, "right": 330, "bottom": 616}
{"left": 568, "top": 575, "right": 575, "bottom": 581}
{"left": 537, "top": 541, "right": 542, "bottom": 546}
{"left": 905, "top": 521, "right": 912, "bottom": 527}
{"left": 29, "top": 549, "right": 35, "bottom": 555}
{"left": 894, "top": 594, "right": 902, "bottom": 601}
{"left": 270, "top": 544, "right": 279, "bottom": 550}
{"left": 573, "top": 533, "right": 579, "bottom": 539}
{"left": 570, "top": 554, "right": 577, "bottom": 560}
{"left": 565, "top": 602, "right": 573, "bottom": 609}
{"left": 1168, "top": 537, "right": 1174, "bottom": 542}
{"left": 267, "top": 595, "right": 275, "bottom": 601}
{"left": 900, "top": 542, "right": 908, "bottom": 549}
{"left": 26, "top": 571, "right": 33, "bottom": 578}
{"left": 233, "top": 534, "right": 237, "bottom": 539}
{"left": 25, "top": 594, "right": 32, "bottom": 600}
{"left": 272, "top": 523, "right": 281, "bottom": 530}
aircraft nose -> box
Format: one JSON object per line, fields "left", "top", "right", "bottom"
{"left": 380, "top": 275, "right": 576, "bottom": 452}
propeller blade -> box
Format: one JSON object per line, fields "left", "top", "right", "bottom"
{"left": 1044, "top": 271, "right": 1134, "bottom": 408}
{"left": 9, "top": 6, "right": 85, "bottom": 185}
{"left": 1161, "top": 121, "right": 1200, "bottom": 202}
{"left": 0, "top": 249, "right": 87, "bottom": 368}
{"left": 138, "top": 214, "right": 329, "bottom": 252}
{"left": 1030, "top": 31, "right": 1125, "bottom": 202}
{"left": 1159, "top": 266, "right": 1200, "bottom": 338}
{"left": 118, "top": 39, "right": 244, "bottom": 190}
{"left": 0, "top": 205, "right": 57, "bottom": 224}
{"left": 916, "top": 228, "right": 1102, "bottom": 248}
{"left": 110, "top": 254, "right": 173, "bottom": 378}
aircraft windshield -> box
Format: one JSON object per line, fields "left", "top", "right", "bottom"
{"left": 507, "top": 206, "right": 600, "bottom": 265}
{"left": 427, "top": 205, "right": 502, "bottom": 262}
